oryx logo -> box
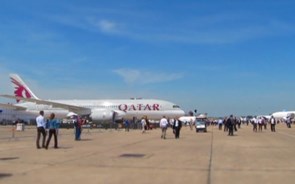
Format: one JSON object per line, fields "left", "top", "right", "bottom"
{"left": 10, "top": 77, "right": 32, "bottom": 103}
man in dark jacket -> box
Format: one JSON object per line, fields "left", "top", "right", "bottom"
{"left": 227, "top": 115, "right": 235, "bottom": 136}
{"left": 173, "top": 119, "right": 182, "bottom": 139}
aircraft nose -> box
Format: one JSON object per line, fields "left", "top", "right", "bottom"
{"left": 179, "top": 109, "right": 185, "bottom": 116}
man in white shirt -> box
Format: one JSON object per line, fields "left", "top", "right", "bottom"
{"left": 160, "top": 116, "right": 168, "bottom": 139}
{"left": 270, "top": 116, "right": 276, "bottom": 132}
{"left": 141, "top": 117, "right": 146, "bottom": 133}
{"left": 218, "top": 119, "right": 223, "bottom": 130}
{"left": 36, "top": 111, "right": 47, "bottom": 149}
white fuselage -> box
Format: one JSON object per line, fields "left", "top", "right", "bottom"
{"left": 179, "top": 116, "right": 196, "bottom": 123}
{"left": 16, "top": 99, "right": 185, "bottom": 121}
{"left": 271, "top": 111, "right": 295, "bottom": 120}
{"left": 5, "top": 74, "right": 185, "bottom": 122}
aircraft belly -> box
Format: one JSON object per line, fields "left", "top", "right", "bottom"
{"left": 124, "top": 110, "right": 183, "bottom": 120}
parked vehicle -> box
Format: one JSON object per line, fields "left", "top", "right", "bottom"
{"left": 195, "top": 120, "right": 207, "bottom": 132}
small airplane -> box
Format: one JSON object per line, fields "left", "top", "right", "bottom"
{"left": 0, "top": 74, "right": 185, "bottom": 122}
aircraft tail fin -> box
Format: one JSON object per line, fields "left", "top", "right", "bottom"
{"left": 9, "top": 74, "right": 39, "bottom": 102}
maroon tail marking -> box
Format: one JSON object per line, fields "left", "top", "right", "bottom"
{"left": 10, "top": 78, "right": 32, "bottom": 103}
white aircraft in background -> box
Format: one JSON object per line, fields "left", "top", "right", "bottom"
{"left": 271, "top": 111, "right": 295, "bottom": 120}
{"left": 179, "top": 113, "right": 208, "bottom": 123}
{"left": 257, "top": 115, "right": 271, "bottom": 120}
{"left": 0, "top": 74, "right": 185, "bottom": 122}
{"left": 179, "top": 116, "right": 196, "bottom": 124}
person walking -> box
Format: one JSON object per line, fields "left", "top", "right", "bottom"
{"left": 223, "top": 117, "right": 228, "bottom": 132}
{"left": 258, "top": 117, "right": 263, "bottom": 132}
{"left": 227, "top": 115, "right": 234, "bottom": 136}
{"left": 270, "top": 116, "right": 276, "bottom": 132}
{"left": 252, "top": 117, "right": 258, "bottom": 132}
{"left": 173, "top": 118, "right": 182, "bottom": 139}
{"left": 36, "top": 110, "right": 47, "bottom": 149}
{"left": 45, "top": 113, "right": 58, "bottom": 149}
{"left": 145, "top": 117, "right": 150, "bottom": 130}
{"left": 141, "top": 117, "right": 146, "bottom": 133}
{"left": 218, "top": 118, "right": 223, "bottom": 130}
{"left": 160, "top": 116, "right": 169, "bottom": 139}
{"left": 123, "top": 119, "right": 130, "bottom": 132}
{"left": 73, "top": 115, "right": 82, "bottom": 140}
{"left": 286, "top": 117, "right": 292, "bottom": 128}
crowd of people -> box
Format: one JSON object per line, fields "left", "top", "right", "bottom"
{"left": 205, "top": 114, "right": 294, "bottom": 136}
{"left": 152, "top": 114, "right": 293, "bottom": 138}
{"left": 35, "top": 110, "right": 294, "bottom": 149}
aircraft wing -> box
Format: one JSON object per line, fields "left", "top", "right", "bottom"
{"left": 0, "top": 94, "right": 91, "bottom": 115}
{"left": 0, "top": 103, "right": 27, "bottom": 110}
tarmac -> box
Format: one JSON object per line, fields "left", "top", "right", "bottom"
{"left": 1, "top": 123, "right": 295, "bottom": 184}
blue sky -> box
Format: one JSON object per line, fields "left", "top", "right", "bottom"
{"left": 0, "top": 0, "right": 295, "bottom": 117}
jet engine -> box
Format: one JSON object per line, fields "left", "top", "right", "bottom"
{"left": 89, "top": 109, "right": 125, "bottom": 122}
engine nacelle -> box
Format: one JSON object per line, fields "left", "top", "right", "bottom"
{"left": 90, "top": 109, "right": 115, "bottom": 121}
{"left": 113, "top": 110, "right": 126, "bottom": 120}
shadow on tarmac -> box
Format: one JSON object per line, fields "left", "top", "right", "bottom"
{"left": 0, "top": 173, "right": 13, "bottom": 179}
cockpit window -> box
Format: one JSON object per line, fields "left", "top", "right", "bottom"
{"left": 173, "top": 105, "right": 180, "bottom": 108}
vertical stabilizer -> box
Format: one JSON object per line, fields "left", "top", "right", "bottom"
{"left": 9, "top": 74, "right": 39, "bottom": 102}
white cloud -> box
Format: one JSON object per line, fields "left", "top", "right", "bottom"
{"left": 113, "top": 68, "right": 183, "bottom": 84}
{"left": 97, "top": 20, "right": 118, "bottom": 33}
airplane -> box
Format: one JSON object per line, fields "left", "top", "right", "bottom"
{"left": 178, "top": 113, "right": 208, "bottom": 124}
{"left": 179, "top": 116, "right": 196, "bottom": 124}
{"left": 256, "top": 115, "right": 271, "bottom": 120}
{"left": 0, "top": 74, "right": 185, "bottom": 122}
{"left": 271, "top": 111, "right": 295, "bottom": 120}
